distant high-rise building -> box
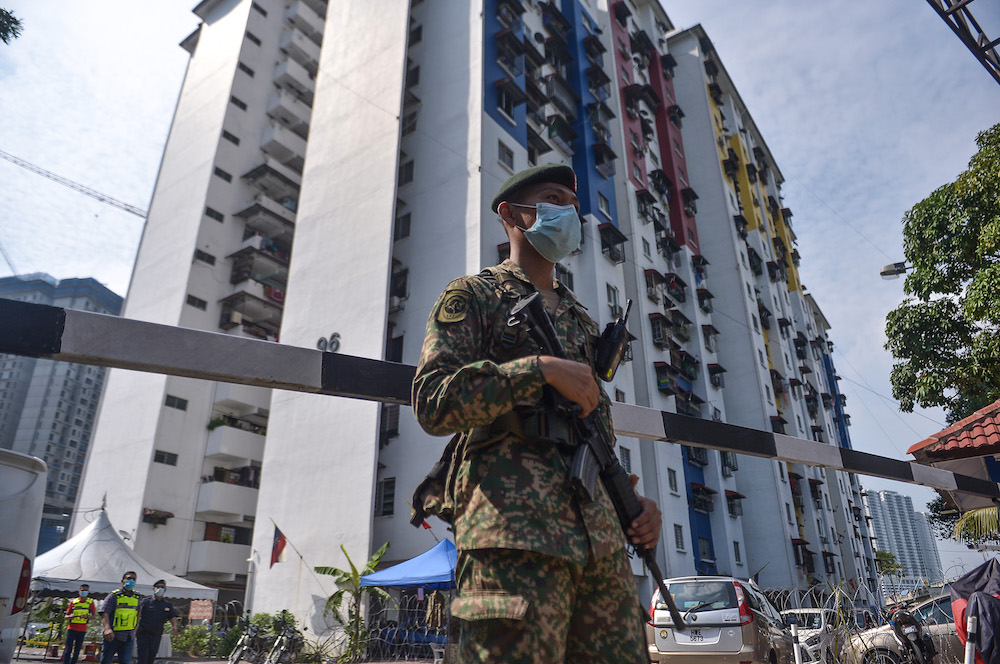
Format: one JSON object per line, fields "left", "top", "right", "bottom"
{"left": 0, "top": 274, "right": 122, "bottom": 553}
{"left": 73, "top": 0, "right": 873, "bottom": 624}
{"left": 868, "top": 490, "right": 944, "bottom": 595}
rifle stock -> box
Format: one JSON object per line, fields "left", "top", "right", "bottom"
{"left": 507, "top": 292, "right": 686, "bottom": 630}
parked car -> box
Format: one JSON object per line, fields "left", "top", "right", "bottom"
{"left": 846, "top": 595, "right": 963, "bottom": 664}
{"left": 647, "top": 576, "right": 794, "bottom": 664}
{"left": 781, "top": 608, "right": 852, "bottom": 664}
{"left": 0, "top": 450, "right": 46, "bottom": 664}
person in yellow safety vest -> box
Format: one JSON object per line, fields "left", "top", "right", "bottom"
{"left": 64, "top": 584, "right": 96, "bottom": 664}
{"left": 100, "top": 571, "right": 139, "bottom": 664}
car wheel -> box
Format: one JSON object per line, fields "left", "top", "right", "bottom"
{"left": 864, "top": 649, "right": 900, "bottom": 664}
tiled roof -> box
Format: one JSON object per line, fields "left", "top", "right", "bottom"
{"left": 908, "top": 399, "right": 1000, "bottom": 461}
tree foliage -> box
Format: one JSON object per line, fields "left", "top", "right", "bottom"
{"left": 315, "top": 541, "right": 392, "bottom": 663}
{"left": 0, "top": 8, "right": 22, "bottom": 44}
{"left": 953, "top": 506, "right": 1000, "bottom": 542}
{"left": 874, "top": 549, "right": 903, "bottom": 577}
{"left": 885, "top": 123, "right": 1000, "bottom": 421}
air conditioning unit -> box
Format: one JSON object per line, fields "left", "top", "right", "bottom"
{"left": 389, "top": 296, "right": 404, "bottom": 312}
{"left": 230, "top": 311, "right": 244, "bottom": 325}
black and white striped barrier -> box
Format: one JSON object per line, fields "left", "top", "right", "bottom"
{"left": 3, "top": 299, "right": 999, "bottom": 501}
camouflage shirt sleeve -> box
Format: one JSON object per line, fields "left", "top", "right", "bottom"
{"left": 412, "top": 277, "right": 547, "bottom": 436}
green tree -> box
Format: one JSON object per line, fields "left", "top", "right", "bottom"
{"left": 1, "top": 8, "right": 23, "bottom": 44}
{"left": 874, "top": 549, "right": 903, "bottom": 577}
{"left": 315, "top": 542, "right": 391, "bottom": 663}
{"left": 885, "top": 123, "right": 1000, "bottom": 422}
{"left": 952, "top": 506, "right": 999, "bottom": 543}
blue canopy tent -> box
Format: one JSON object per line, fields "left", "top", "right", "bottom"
{"left": 360, "top": 539, "right": 457, "bottom": 588}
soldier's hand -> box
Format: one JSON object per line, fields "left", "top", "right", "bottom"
{"left": 626, "top": 474, "right": 662, "bottom": 548}
{"left": 103, "top": 627, "right": 114, "bottom": 641}
{"left": 538, "top": 356, "right": 599, "bottom": 416}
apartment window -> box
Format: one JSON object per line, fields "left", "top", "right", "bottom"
{"left": 251, "top": 2, "right": 267, "bottom": 16}
{"left": 164, "top": 395, "right": 188, "bottom": 411}
{"left": 230, "top": 96, "right": 248, "bottom": 111}
{"left": 598, "top": 192, "right": 611, "bottom": 217}
{"left": 606, "top": 283, "right": 620, "bottom": 315}
{"left": 213, "top": 167, "right": 232, "bottom": 183}
{"left": 619, "top": 446, "right": 631, "bottom": 474}
{"left": 615, "top": 389, "right": 626, "bottom": 403}
{"left": 674, "top": 524, "right": 684, "bottom": 550}
{"left": 779, "top": 462, "right": 785, "bottom": 480}
{"left": 398, "top": 160, "right": 414, "bottom": 185}
{"left": 498, "top": 141, "right": 515, "bottom": 170}
{"left": 185, "top": 295, "right": 207, "bottom": 311}
{"left": 375, "top": 478, "right": 396, "bottom": 517}
{"left": 630, "top": 130, "right": 639, "bottom": 148}
{"left": 409, "top": 24, "right": 422, "bottom": 45}
{"left": 668, "top": 468, "right": 678, "bottom": 493}
{"left": 394, "top": 212, "right": 411, "bottom": 241}
{"left": 237, "top": 62, "right": 255, "bottom": 77}
{"left": 633, "top": 163, "right": 642, "bottom": 180}
{"left": 642, "top": 237, "right": 651, "bottom": 258}
{"left": 497, "top": 88, "right": 515, "bottom": 119}
{"left": 222, "top": 130, "right": 240, "bottom": 146}
{"left": 734, "top": 541, "right": 742, "bottom": 564}
{"left": 245, "top": 32, "right": 261, "bottom": 46}
{"left": 758, "top": 349, "right": 766, "bottom": 367}
{"left": 786, "top": 502, "right": 793, "bottom": 523}
{"left": 752, "top": 315, "right": 759, "bottom": 332}
{"left": 698, "top": 538, "right": 713, "bottom": 563}
{"left": 765, "top": 385, "right": 772, "bottom": 404}
{"left": 193, "top": 249, "right": 216, "bottom": 266}
{"left": 153, "top": 450, "right": 178, "bottom": 466}
{"left": 387, "top": 335, "right": 404, "bottom": 363}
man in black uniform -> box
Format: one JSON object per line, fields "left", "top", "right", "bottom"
{"left": 135, "top": 580, "right": 177, "bottom": 664}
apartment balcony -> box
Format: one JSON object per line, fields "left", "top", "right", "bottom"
{"left": 188, "top": 540, "right": 252, "bottom": 576}
{"left": 261, "top": 122, "right": 307, "bottom": 172}
{"left": 242, "top": 160, "right": 301, "bottom": 202}
{"left": 205, "top": 425, "right": 266, "bottom": 464}
{"left": 273, "top": 57, "right": 315, "bottom": 105}
{"left": 266, "top": 88, "right": 312, "bottom": 135}
{"left": 280, "top": 27, "right": 320, "bottom": 75}
{"left": 547, "top": 114, "right": 578, "bottom": 155}
{"left": 214, "top": 382, "right": 272, "bottom": 415}
{"left": 284, "top": 0, "right": 324, "bottom": 45}
{"left": 543, "top": 73, "right": 580, "bottom": 122}
{"left": 218, "top": 291, "right": 283, "bottom": 341}
{"left": 228, "top": 241, "right": 290, "bottom": 290}
{"left": 195, "top": 481, "right": 258, "bottom": 523}
{"left": 235, "top": 195, "right": 296, "bottom": 244}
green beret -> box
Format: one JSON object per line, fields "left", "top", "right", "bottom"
{"left": 491, "top": 163, "right": 577, "bottom": 213}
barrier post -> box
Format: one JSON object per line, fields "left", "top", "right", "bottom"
{"left": 964, "top": 614, "right": 977, "bottom": 664}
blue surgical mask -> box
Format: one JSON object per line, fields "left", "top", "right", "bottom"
{"left": 124, "top": 579, "right": 136, "bottom": 591}
{"left": 154, "top": 588, "right": 165, "bottom": 597}
{"left": 80, "top": 591, "right": 89, "bottom": 598}
{"left": 511, "top": 203, "right": 582, "bottom": 263}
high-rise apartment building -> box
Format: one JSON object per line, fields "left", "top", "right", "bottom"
{"left": 0, "top": 274, "right": 122, "bottom": 553}
{"left": 74, "top": 0, "right": 873, "bottom": 623}
{"left": 868, "top": 490, "right": 944, "bottom": 595}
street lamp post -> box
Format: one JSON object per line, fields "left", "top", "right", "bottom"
{"left": 880, "top": 262, "right": 910, "bottom": 279}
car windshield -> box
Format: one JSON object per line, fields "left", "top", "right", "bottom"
{"left": 667, "top": 581, "right": 738, "bottom": 612}
{"left": 789, "top": 612, "right": 823, "bottom": 629}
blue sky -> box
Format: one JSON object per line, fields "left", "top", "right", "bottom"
{"left": 1, "top": 0, "right": 998, "bottom": 574}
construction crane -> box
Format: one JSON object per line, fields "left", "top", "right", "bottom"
{"left": 0, "top": 149, "right": 148, "bottom": 218}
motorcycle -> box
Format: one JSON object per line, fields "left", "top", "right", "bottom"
{"left": 889, "top": 609, "right": 936, "bottom": 664}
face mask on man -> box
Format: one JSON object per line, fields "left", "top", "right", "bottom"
{"left": 123, "top": 579, "right": 136, "bottom": 591}
{"left": 509, "top": 202, "right": 582, "bottom": 263}
{"left": 154, "top": 587, "right": 165, "bottom": 597}
{"left": 80, "top": 591, "right": 89, "bottom": 598}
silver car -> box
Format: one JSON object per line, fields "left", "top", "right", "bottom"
{"left": 648, "top": 576, "right": 794, "bottom": 664}
{"left": 846, "top": 595, "right": 963, "bottom": 664}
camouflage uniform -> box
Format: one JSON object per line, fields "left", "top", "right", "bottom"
{"left": 412, "top": 260, "right": 647, "bottom": 664}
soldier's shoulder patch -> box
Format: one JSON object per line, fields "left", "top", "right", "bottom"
{"left": 438, "top": 289, "right": 472, "bottom": 323}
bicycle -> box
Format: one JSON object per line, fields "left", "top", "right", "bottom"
{"left": 228, "top": 619, "right": 263, "bottom": 664}
{"left": 261, "top": 619, "right": 303, "bottom": 664}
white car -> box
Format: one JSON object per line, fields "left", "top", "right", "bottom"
{"left": 781, "top": 608, "right": 851, "bottom": 664}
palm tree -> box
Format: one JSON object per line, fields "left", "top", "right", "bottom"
{"left": 953, "top": 506, "right": 1000, "bottom": 542}
{"left": 315, "top": 542, "right": 391, "bottom": 663}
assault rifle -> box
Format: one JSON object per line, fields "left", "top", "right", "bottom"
{"left": 507, "top": 292, "right": 686, "bottom": 630}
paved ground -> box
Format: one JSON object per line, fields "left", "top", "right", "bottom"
{"left": 13, "top": 648, "right": 434, "bottom": 664}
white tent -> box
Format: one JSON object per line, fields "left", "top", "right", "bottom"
{"left": 31, "top": 511, "right": 218, "bottom": 600}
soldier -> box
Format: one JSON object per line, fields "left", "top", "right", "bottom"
{"left": 412, "top": 163, "right": 662, "bottom": 663}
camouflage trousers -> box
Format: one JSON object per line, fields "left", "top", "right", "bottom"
{"left": 451, "top": 547, "right": 648, "bottom": 664}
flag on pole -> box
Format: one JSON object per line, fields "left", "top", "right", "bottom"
{"left": 270, "top": 526, "right": 287, "bottom": 568}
